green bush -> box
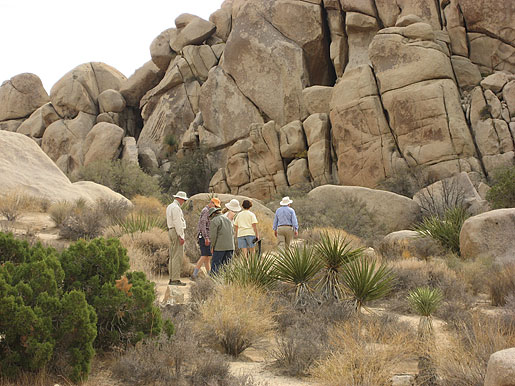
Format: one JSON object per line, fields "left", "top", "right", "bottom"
{"left": 216, "top": 251, "right": 277, "bottom": 291}
{"left": 413, "top": 206, "right": 469, "bottom": 255}
{"left": 60, "top": 237, "right": 162, "bottom": 349}
{"left": 0, "top": 232, "right": 97, "bottom": 383}
{"left": 159, "top": 148, "right": 216, "bottom": 197}
{"left": 486, "top": 166, "right": 515, "bottom": 209}
{"left": 74, "top": 159, "right": 161, "bottom": 198}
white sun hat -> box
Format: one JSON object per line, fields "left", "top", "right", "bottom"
{"left": 173, "top": 191, "right": 189, "bottom": 200}
{"left": 225, "top": 199, "right": 242, "bottom": 212}
{"left": 280, "top": 196, "right": 293, "bottom": 206}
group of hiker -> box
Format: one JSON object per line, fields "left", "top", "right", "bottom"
{"left": 165, "top": 192, "right": 299, "bottom": 286}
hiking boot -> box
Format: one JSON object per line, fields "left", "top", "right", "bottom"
{"left": 168, "top": 280, "right": 187, "bottom": 286}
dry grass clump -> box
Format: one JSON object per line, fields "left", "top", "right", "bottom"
{"left": 131, "top": 194, "right": 165, "bottom": 216}
{"left": 118, "top": 228, "right": 169, "bottom": 277}
{"left": 0, "top": 191, "right": 47, "bottom": 221}
{"left": 446, "top": 255, "right": 494, "bottom": 295}
{"left": 300, "top": 226, "right": 364, "bottom": 247}
{"left": 195, "top": 284, "right": 277, "bottom": 356}
{"left": 436, "top": 311, "right": 515, "bottom": 386}
{"left": 488, "top": 263, "right": 515, "bottom": 306}
{"left": 312, "top": 315, "right": 416, "bottom": 385}
{"left": 48, "top": 201, "right": 75, "bottom": 226}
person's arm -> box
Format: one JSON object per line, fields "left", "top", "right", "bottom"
{"left": 172, "top": 205, "right": 185, "bottom": 240}
{"left": 273, "top": 210, "right": 279, "bottom": 237}
{"left": 252, "top": 223, "right": 259, "bottom": 240}
{"left": 291, "top": 208, "right": 299, "bottom": 236}
{"left": 198, "top": 208, "right": 210, "bottom": 244}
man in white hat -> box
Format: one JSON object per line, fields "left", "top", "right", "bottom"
{"left": 273, "top": 196, "right": 298, "bottom": 249}
{"left": 166, "top": 191, "right": 188, "bottom": 286}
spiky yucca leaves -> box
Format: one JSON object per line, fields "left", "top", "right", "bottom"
{"left": 116, "top": 213, "right": 167, "bottom": 234}
{"left": 408, "top": 287, "right": 443, "bottom": 386}
{"left": 314, "top": 232, "right": 364, "bottom": 301}
{"left": 274, "top": 244, "right": 323, "bottom": 306}
{"left": 341, "top": 257, "right": 395, "bottom": 312}
{"left": 414, "top": 206, "right": 469, "bottom": 255}
{"left": 215, "top": 251, "right": 277, "bottom": 291}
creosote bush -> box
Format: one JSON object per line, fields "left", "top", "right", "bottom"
{"left": 74, "top": 159, "right": 161, "bottom": 198}
{"left": 195, "top": 284, "right": 277, "bottom": 356}
{"left": 488, "top": 263, "right": 515, "bottom": 306}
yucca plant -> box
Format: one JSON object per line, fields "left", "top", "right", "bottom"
{"left": 116, "top": 213, "right": 167, "bottom": 234}
{"left": 273, "top": 244, "right": 323, "bottom": 306}
{"left": 314, "top": 232, "right": 364, "bottom": 301}
{"left": 341, "top": 256, "right": 395, "bottom": 312}
{"left": 407, "top": 287, "right": 443, "bottom": 385}
{"left": 413, "top": 206, "right": 469, "bottom": 255}
{"left": 215, "top": 250, "right": 277, "bottom": 291}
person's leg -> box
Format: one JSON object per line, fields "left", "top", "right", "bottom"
{"left": 277, "top": 227, "right": 287, "bottom": 249}
{"left": 211, "top": 251, "right": 223, "bottom": 275}
{"left": 168, "top": 229, "right": 182, "bottom": 282}
{"left": 284, "top": 227, "right": 294, "bottom": 248}
{"left": 238, "top": 236, "right": 248, "bottom": 257}
{"left": 204, "top": 256, "right": 212, "bottom": 273}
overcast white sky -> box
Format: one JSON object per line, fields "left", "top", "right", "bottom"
{"left": 0, "top": 0, "right": 224, "bottom": 93}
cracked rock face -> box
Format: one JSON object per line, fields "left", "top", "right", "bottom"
{"left": 0, "top": 73, "right": 49, "bottom": 121}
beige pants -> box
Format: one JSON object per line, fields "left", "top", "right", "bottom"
{"left": 277, "top": 226, "right": 294, "bottom": 249}
{"left": 168, "top": 228, "right": 184, "bottom": 281}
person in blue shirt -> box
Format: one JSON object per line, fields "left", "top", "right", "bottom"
{"left": 272, "top": 196, "right": 299, "bottom": 249}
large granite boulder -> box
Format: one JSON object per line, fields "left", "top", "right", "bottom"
{"left": 222, "top": 0, "right": 332, "bottom": 126}
{"left": 150, "top": 28, "right": 177, "bottom": 71}
{"left": 460, "top": 208, "right": 515, "bottom": 264}
{"left": 0, "top": 131, "right": 130, "bottom": 204}
{"left": 170, "top": 14, "right": 216, "bottom": 52}
{"left": 485, "top": 348, "right": 515, "bottom": 386}
{"left": 198, "top": 66, "right": 263, "bottom": 149}
{"left": 303, "top": 113, "right": 332, "bottom": 185}
{"left": 16, "top": 103, "right": 59, "bottom": 138}
{"left": 119, "top": 60, "right": 164, "bottom": 107}
{"left": 308, "top": 185, "right": 421, "bottom": 234}
{"left": 378, "top": 230, "right": 443, "bottom": 260}
{"left": 0, "top": 73, "right": 49, "bottom": 121}
{"left": 83, "top": 123, "right": 125, "bottom": 167}
{"left": 50, "top": 62, "right": 127, "bottom": 119}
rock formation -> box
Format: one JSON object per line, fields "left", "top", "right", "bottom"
{"left": 0, "top": 0, "right": 514, "bottom": 200}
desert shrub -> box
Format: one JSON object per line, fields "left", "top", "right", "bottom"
{"left": 0, "top": 232, "right": 97, "bottom": 383}
{"left": 189, "top": 276, "right": 217, "bottom": 305}
{"left": 159, "top": 148, "right": 216, "bottom": 197}
{"left": 60, "top": 237, "right": 163, "bottom": 349}
{"left": 216, "top": 251, "right": 277, "bottom": 290}
{"left": 271, "top": 318, "right": 326, "bottom": 377}
{"left": 195, "top": 284, "right": 276, "bottom": 356}
{"left": 119, "top": 228, "right": 169, "bottom": 276}
{"left": 446, "top": 255, "right": 494, "bottom": 295}
{"left": 131, "top": 194, "right": 165, "bottom": 217}
{"left": 273, "top": 244, "right": 322, "bottom": 306}
{"left": 59, "top": 204, "right": 107, "bottom": 240}
{"left": 312, "top": 315, "right": 416, "bottom": 385}
{"left": 377, "top": 166, "right": 432, "bottom": 198}
{"left": 413, "top": 206, "right": 469, "bottom": 255}
{"left": 0, "top": 191, "right": 25, "bottom": 221}
{"left": 341, "top": 256, "right": 395, "bottom": 312}
{"left": 486, "top": 165, "right": 515, "bottom": 209}
{"left": 48, "top": 201, "right": 74, "bottom": 227}
{"left": 416, "top": 177, "right": 466, "bottom": 218}
{"left": 268, "top": 194, "right": 385, "bottom": 244}
{"left": 488, "top": 263, "right": 515, "bottom": 306}
{"left": 95, "top": 197, "right": 131, "bottom": 224}
{"left": 74, "top": 159, "right": 161, "bottom": 198}
{"left": 436, "top": 311, "right": 515, "bottom": 386}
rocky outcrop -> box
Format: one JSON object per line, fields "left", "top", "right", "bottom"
{"left": 50, "top": 62, "right": 127, "bottom": 119}
{"left": 460, "top": 208, "right": 515, "bottom": 264}
{"left": 378, "top": 230, "right": 443, "bottom": 260}
{"left": 0, "top": 131, "right": 130, "bottom": 204}
{"left": 0, "top": 73, "right": 49, "bottom": 121}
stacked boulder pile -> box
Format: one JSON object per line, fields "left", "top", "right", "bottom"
{"left": 0, "top": 0, "right": 513, "bottom": 202}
